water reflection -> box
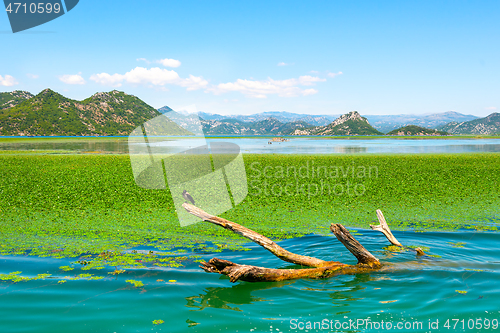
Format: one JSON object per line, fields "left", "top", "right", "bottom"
{"left": 326, "top": 274, "right": 372, "bottom": 309}
{"left": 185, "top": 280, "right": 293, "bottom": 311}
{"left": 1, "top": 137, "right": 500, "bottom": 154}
{"left": 0, "top": 139, "right": 129, "bottom": 154}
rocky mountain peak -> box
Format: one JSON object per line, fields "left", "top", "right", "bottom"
{"left": 331, "top": 111, "right": 365, "bottom": 126}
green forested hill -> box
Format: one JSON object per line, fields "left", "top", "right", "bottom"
{"left": 0, "top": 90, "right": 34, "bottom": 110}
{"left": 0, "top": 89, "right": 189, "bottom": 136}
{"left": 387, "top": 125, "right": 449, "bottom": 136}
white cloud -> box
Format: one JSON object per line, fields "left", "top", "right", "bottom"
{"left": 209, "top": 75, "right": 325, "bottom": 98}
{"left": 277, "top": 62, "right": 288, "bottom": 66}
{"left": 485, "top": 106, "right": 497, "bottom": 110}
{"left": 90, "top": 67, "right": 207, "bottom": 91}
{"left": 89, "top": 73, "right": 124, "bottom": 87}
{"left": 59, "top": 74, "right": 86, "bottom": 85}
{"left": 179, "top": 74, "right": 209, "bottom": 91}
{"left": 0, "top": 75, "right": 18, "bottom": 86}
{"left": 122, "top": 67, "right": 180, "bottom": 85}
{"left": 298, "top": 75, "right": 326, "bottom": 86}
{"left": 327, "top": 71, "right": 343, "bottom": 78}
{"left": 157, "top": 58, "right": 181, "bottom": 68}
{"left": 26, "top": 73, "right": 39, "bottom": 79}
{"left": 136, "top": 57, "right": 181, "bottom": 67}
{"left": 302, "top": 89, "right": 318, "bottom": 96}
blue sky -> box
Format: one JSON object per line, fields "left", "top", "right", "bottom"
{"left": 1, "top": 0, "right": 499, "bottom": 116}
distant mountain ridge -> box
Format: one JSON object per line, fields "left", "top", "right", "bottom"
{"left": 438, "top": 113, "right": 500, "bottom": 135}
{"left": 179, "top": 110, "right": 479, "bottom": 133}
{"left": 366, "top": 111, "right": 479, "bottom": 133}
{"left": 200, "top": 117, "right": 311, "bottom": 135}
{"left": 198, "top": 111, "right": 337, "bottom": 126}
{"left": 0, "top": 89, "right": 187, "bottom": 136}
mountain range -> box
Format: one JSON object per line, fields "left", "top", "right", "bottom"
{"left": 438, "top": 113, "right": 500, "bottom": 135}
{"left": 0, "top": 89, "right": 498, "bottom": 136}
{"left": 0, "top": 89, "right": 173, "bottom": 136}
{"left": 196, "top": 110, "right": 479, "bottom": 133}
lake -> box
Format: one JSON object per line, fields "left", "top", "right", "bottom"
{"left": 1, "top": 137, "right": 500, "bottom": 154}
{"left": 0, "top": 137, "right": 499, "bottom": 333}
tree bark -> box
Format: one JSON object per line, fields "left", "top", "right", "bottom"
{"left": 330, "top": 224, "right": 381, "bottom": 268}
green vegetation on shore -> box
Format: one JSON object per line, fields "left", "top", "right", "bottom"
{"left": 387, "top": 125, "right": 449, "bottom": 136}
{"left": 0, "top": 153, "right": 498, "bottom": 272}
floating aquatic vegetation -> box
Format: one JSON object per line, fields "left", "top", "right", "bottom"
{"left": 108, "top": 269, "right": 125, "bottom": 275}
{"left": 59, "top": 266, "right": 74, "bottom": 271}
{"left": 152, "top": 320, "right": 164, "bottom": 325}
{"left": 456, "top": 290, "right": 467, "bottom": 294}
{"left": 449, "top": 242, "right": 466, "bottom": 248}
{"left": 382, "top": 245, "right": 405, "bottom": 252}
{"left": 66, "top": 273, "right": 104, "bottom": 281}
{"left": 0, "top": 153, "right": 498, "bottom": 277}
{"left": 126, "top": 279, "right": 144, "bottom": 288}
{"left": 0, "top": 271, "right": 52, "bottom": 283}
{"left": 0, "top": 272, "right": 30, "bottom": 283}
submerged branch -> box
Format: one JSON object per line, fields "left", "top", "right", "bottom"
{"left": 182, "top": 203, "right": 339, "bottom": 268}
{"left": 183, "top": 204, "right": 429, "bottom": 282}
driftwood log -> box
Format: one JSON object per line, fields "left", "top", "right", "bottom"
{"left": 182, "top": 203, "right": 425, "bottom": 283}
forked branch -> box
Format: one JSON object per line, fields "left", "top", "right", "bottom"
{"left": 183, "top": 203, "right": 385, "bottom": 282}
{"left": 370, "top": 209, "right": 403, "bottom": 246}
{"left": 370, "top": 209, "right": 425, "bottom": 256}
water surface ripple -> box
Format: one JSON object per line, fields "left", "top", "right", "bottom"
{"left": 1, "top": 230, "right": 499, "bottom": 332}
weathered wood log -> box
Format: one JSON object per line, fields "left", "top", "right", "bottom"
{"left": 330, "top": 224, "right": 381, "bottom": 268}
{"left": 370, "top": 209, "right": 426, "bottom": 256}
{"left": 182, "top": 204, "right": 389, "bottom": 282}
{"left": 182, "top": 203, "right": 340, "bottom": 268}
{"left": 200, "top": 258, "right": 349, "bottom": 282}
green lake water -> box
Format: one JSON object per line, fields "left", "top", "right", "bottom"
{"left": 1, "top": 231, "right": 499, "bottom": 332}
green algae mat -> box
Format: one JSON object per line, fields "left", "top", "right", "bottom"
{"left": 0, "top": 153, "right": 499, "bottom": 272}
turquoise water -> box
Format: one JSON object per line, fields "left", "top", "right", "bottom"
{"left": 1, "top": 230, "right": 499, "bottom": 332}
